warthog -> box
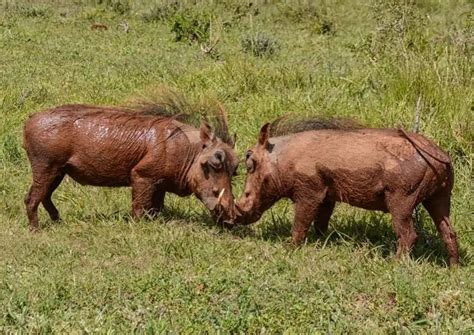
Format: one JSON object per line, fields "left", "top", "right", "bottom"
{"left": 235, "top": 118, "right": 459, "bottom": 266}
{"left": 23, "top": 103, "right": 238, "bottom": 230}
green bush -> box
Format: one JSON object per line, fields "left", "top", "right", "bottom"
{"left": 171, "top": 11, "right": 210, "bottom": 44}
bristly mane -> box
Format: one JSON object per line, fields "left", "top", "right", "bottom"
{"left": 269, "top": 115, "right": 362, "bottom": 137}
{"left": 129, "top": 86, "right": 233, "bottom": 146}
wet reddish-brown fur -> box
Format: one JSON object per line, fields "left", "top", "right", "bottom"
{"left": 23, "top": 104, "right": 238, "bottom": 229}
{"left": 236, "top": 123, "right": 459, "bottom": 266}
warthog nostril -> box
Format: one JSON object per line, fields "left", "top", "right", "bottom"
{"left": 245, "top": 191, "right": 250, "bottom": 198}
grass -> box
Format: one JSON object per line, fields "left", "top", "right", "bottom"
{"left": 0, "top": 0, "right": 473, "bottom": 332}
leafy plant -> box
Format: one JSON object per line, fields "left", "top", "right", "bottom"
{"left": 171, "top": 11, "right": 210, "bottom": 44}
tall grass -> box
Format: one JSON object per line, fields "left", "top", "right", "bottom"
{"left": 0, "top": 0, "right": 473, "bottom": 332}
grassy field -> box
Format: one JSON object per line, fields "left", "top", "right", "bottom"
{"left": 0, "top": 0, "right": 473, "bottom": 332}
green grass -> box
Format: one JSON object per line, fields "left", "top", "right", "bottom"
{"left": 0, "top": 0, "right": 473, "bottom": 332}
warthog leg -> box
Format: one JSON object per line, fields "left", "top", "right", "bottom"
{"left": 292, "top": 191, "right": 327, "bottom": 245}
{"left": 25, "top": 163, "right": 63, "bottom": 231}
{"left": 42, "top": 172, "right": 65, "bottom": 221}
{"left": 149, "top": 190, "right": 166, "bottom": 217}
{"left": 392, "top": 212, "right": 418, "bottom": 259}
{"left": 130, "top": 167, "right": 155, "bottom": 219}
{"left": 386, "top": 193, "right": 418, "bottom": 259}
{"left": 313, "top": 199, "right": 335, "bottom": 236}
{"left": 423, "top": 193, "right": 460, "bottom": 266}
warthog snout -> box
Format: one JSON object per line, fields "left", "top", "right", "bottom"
{"left": 206, "top": 188, "right": 237, "bottom": 227}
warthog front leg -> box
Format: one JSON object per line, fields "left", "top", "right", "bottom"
{"left": 386, "top": 193, "right": 418, "bottom": 259}
{"left": 130, "top": 169, "right": 155, "bottom": 219}
{"left": 292, "top": 200, "right": 322, "bottom": 245}
{"left": 149, "top": 190, "right": 166, "bottom": 217}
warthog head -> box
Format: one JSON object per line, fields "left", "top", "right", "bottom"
{"left": 188, "top": 122, "right": 239, "bottom": 226}
{"left": 235, "top": 123, "right": 280, "bottom": 224}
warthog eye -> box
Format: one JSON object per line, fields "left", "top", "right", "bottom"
{"left": 209, "top": 150, "right": 225, "bottom": 170}
{"left": 244, "top": 150, "right": 255, "bottom": 173}
{"left": 245, "top": 150, "right": 252, "bottom": 160}
{"left": 246, "top": 159, "right": 255, "bottom": 173}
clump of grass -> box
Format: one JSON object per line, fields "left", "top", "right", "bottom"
{"left": 0, "top": 0, "right": 472, "bottom": 332}
{"left": 99, "top": 0, "right": 131, "bottom": 16}
{"left": 241, "top": 32, "right": 279, "bottom": 57}
{"left": 141, "top": 1, "right": 179, "bottom": 23}
{"left": 313, "top": 18, "right": 334, "bottom": 35}
{"left": 277, "top": 2, "right": 334, "bottom": 35}
{"left": 1, "top": 133, "right": 23, "bottom": 164}
{"left": 13, "top": 5, "right": 50, "bottom": 18}
{"left": 369, "top": 0, "right": 428, "bottom": 58}
{"left": 232, "top": 2, "right": 260, "bottom": 22}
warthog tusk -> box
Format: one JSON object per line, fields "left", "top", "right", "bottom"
{"left": 233, "top": 200, "right": 242, "bottom": 216}
{"left": 217, "top": 188, "right": 225, "bottom": 205}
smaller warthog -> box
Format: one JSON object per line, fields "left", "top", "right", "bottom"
{"left": 235, "top": 118, "right": 459, "bottom": 265}
{"left": 23, "top": 102, "right": 238, "bottom": 230}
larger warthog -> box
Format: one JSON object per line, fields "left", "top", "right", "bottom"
{"left": 23, "top": 100, "right": 238, "bottom": 230}
{"left": 235, "top": 117, "right": 459, "bottom": 266}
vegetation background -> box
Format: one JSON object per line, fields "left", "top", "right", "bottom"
{"left": 0, "top": 0, "right": 472, "bottom": 332}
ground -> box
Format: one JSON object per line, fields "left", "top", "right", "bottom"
{"left": 0, "top": 0, "right": 473, "bottom": 332}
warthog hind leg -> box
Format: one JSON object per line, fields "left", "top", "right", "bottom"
{"left": 42, "top": 172, "right": 65, "bottom": 221}
{"left": 25, "top": 164, "right": 63, "bottom": 231}
{"left": 313, "top": 199, "right": 335, "bottom": 236}
{"left": 423, "top": 193, "right": 460, "bottom": 266}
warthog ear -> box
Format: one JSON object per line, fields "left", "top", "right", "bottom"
{"left": 200, "top": 121, "right": 216, "bottom": 146}
{"left": 258, "top": 123, "right": 270, "bottom": 148}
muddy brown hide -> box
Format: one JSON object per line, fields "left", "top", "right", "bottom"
{"left": 236, "top": 123, "right": 460, "bottom": 266}
{"left": 23, "top": 104, "right": 238, "bottom": 229}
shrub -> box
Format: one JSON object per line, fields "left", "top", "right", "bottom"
{"left": 369, "top": 0, "right": 428, "bottom": 57}
{"left": 14, "top": 5, "right": 50, "bottom": 18}
{"left": 241, "top": 32, "right": 279, "bottom": 57}
{"left": 171, "top": 11, "right": 210, "bottom": 44}
{"left": 142, "top": 1, "right": 179, "bottom": 23}
{"left": 277, "top": 3, "right": 334, "bottom": 35}
{"left": 97, "top": 0, "right": 131, "bottom": 15}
